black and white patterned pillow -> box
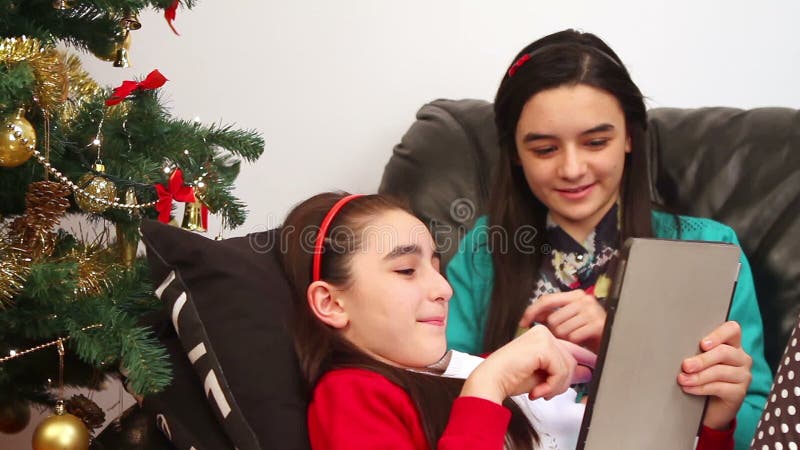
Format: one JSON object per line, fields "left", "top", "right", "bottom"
{"left": 141, "top": 220, "right": 309, "bottom": 450}
{"left": 144, "top": 325, "right": 234, "bottom": 450}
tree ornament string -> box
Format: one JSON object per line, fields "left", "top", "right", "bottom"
{"left": 57, "top": 339, "right": 65, "bottom": 401}
{"left": 31, "top": 338, "right": 91, "bottom": 450}
{"left": 43, "top": 111, "right": 51, "bottom": 182}
{"left": 0, "top": 324, "right": 103, "bottom": 364}
{"left": 28, "top": 148, "right": 157, "bottom": 211}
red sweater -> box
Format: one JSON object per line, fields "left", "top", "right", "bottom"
{"left": 307, "top": 368, "right": 734, "bottom": 450}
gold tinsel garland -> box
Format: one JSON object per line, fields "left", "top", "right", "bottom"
{"left": 66, "top": 243, "right": 119, "bottom": 298}
{"left": 0, "top": 240, "right": 31, "bottom": 308}
{"left": 0, "top": 37, "right": 68, "bottom": 112}
{"left": 61, "top": 54, "right": 104, "bottom": 125}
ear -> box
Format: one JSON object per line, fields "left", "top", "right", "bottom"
{"left": 625, "top": 134, "right": 632, "bottom": 153}
{"left": 307, "top": 281, "right": 349, "bottom": 329}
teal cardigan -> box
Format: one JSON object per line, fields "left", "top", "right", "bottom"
{"left": 446, "top": 211, "right": 771, "bottom": 450}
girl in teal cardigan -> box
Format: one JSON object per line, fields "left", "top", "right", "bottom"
{"left": 445, "top": 29, "right": 770, "bottom": 449}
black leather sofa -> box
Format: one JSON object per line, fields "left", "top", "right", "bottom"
{"left": 95, "top": 100, "right": 799, "bottom": 449}
{"left": 380, "top": 99, "right": 800, "bottom": 372}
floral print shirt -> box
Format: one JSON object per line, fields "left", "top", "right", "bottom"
{"left": 530, "top": 204, "right": 620, "bottom": 305}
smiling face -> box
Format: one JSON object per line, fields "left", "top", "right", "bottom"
{"left": 330, "top": 209, "right": 453, "bottom": 368}
{"left": 515, "top": 84, "right": 630, "bottom": 242}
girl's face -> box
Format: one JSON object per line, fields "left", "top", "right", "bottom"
{"left": 334, "top": 209, "right": 453, "bottom": 368}
{"left": 514, "top": 84, "right": 631, "bottom": 242}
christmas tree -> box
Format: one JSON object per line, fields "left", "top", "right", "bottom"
{"left": 0, "top": 0, "right": 264, "bottom": 444}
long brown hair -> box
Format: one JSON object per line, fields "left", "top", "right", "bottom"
{"left": 484, "top": 29, "right": 654, "bottom": 353}
{"left": 281, "top": 192, "right": 537, "bottom": 449}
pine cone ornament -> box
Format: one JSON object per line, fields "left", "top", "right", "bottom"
{"left": 8, "top": 181, "right": 71, "bottom": 258}
{"left": 65, "top": 394, "right": 105, "bottom": 431}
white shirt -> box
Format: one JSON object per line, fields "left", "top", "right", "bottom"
{"left": 440, "top": 350, "right": 585, "bottom": 450}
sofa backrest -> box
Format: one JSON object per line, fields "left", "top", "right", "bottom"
{"left": 379, "top": 98, "right": 800, "bottom": 372}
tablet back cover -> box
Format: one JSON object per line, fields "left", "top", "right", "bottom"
{"left": 577, "top": 238, "right": 741, "bottom": 450}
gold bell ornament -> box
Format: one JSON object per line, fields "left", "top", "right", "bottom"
{"left": 75, "top": 162, "right": 118, "bottom": 214}
{"left": 112, "top": 30, "right": 132, "bottom": 68}
{"left": 181, "top": 177, "right": 209, "bottom": 232}
{"left": 31, "top": 401, "right": 90, "bottom": 450}
{"left": 113, "top": 12, "right": 140, "bottom": 68}
{"left": 0, "top": 108, "right": 36, "bottom": 168}
{"left": 120, "top": 11, "right": 142, "bottom": 31}
{"left": 181, "top": 198, "right": 208, "bottom": 232}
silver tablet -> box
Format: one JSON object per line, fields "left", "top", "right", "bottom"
{"left": 576, "top": 238, "right": 741, "bottom": 450}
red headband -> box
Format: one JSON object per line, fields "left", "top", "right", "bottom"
{"left": 507, "top": 53, "right": 532, "bottom": 77}
{"left": 312, "top": 194, "right": 364, "bottom": 282}
{"left": 507, "top": 44, "right": 622, "bottom": 78}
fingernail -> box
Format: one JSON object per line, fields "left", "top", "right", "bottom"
{"left": 702, "top": 339, "right": 713, "bottom": 348}
{"left": 684, "top": 361, "right": 697, "bottom": 372}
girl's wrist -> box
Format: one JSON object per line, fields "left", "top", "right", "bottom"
{"left": 702, "top": 415, "right": 734, "bottom": 431}
{"left": 461, "top": 367, "right": 505, "bottom": 404}
{"left": 701, "top": 401, "right": 736, "bottom": 431}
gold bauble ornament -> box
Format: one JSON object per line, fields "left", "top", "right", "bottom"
{"left": 74, "top": 163, "right": 117, "bottom": 214}
{"left": 0, "top": 401, "right": 31, "bottom": 434}
{"left": 32, "top": 402, "right": 89, "bottom": 450}
{"left": 0, "top": 108, "right": 35, "bottom": 168}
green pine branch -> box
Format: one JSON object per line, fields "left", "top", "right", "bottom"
{"left": 1, "top": 0, "right": 198, "bottom": 59}
{"left": 0, "top": 63, "right": 36, "bottom": 110}
{"left": 1, "top": 0, "right": 261, "bottom": 405}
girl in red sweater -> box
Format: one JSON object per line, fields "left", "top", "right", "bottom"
{"left": 280, "top": 192, "right": 749, "bottom": 450}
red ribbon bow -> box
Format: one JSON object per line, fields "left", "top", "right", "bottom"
{"left": 165, "top": 0, "right": 181, "bottom": 35}
{"left": 507, "top": 53, "right": 532, "bottom": 77}
{"left": 105, "top": 70, "right": 168, "bottom": 106}
{"left": 154, "top": 169, "right": 208, "bottom": 228}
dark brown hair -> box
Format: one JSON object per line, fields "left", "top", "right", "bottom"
{"left": 281, "top": 192, "right": 537, "bottom": 449}
{"left": 484, "top": 29, "right": 654, "bottom": 352}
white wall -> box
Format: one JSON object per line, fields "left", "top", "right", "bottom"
{"left": 3, "top": 1, "right": 799, "bottom": 447}
{"left": 78, "top": 0, "right": 800, "bottom": 238}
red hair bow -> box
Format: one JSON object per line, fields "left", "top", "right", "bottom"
{"left": 154, "top": 168, "right": 208, "bottom": 228}
{"left": 507, "top": 54, "right": 532, "bottom": 77}
{"left": 105, "top": 70, "right": 168, "bottom": 106}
